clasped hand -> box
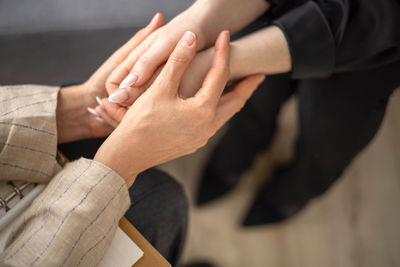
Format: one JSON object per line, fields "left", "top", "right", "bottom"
{"left": 57, "top": 13, "right": 264, "bottom": 187}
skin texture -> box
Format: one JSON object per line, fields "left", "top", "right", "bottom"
{"left": 105, "top": 0, "right": 270, "bottom": 106}
{"left": 94, "top": 31, "right": 265, "bottom": 187}
{"left": 98, "top": 0, "right": 291, "bottom": 124}
{"left": 180, "top": 25, "right": 291, "bottom": 98}
{"left": 55, "top": 13, "right": 164, "bottom": 144}
{"left": 96, "top": 26, "right": 291, "bottom": 124}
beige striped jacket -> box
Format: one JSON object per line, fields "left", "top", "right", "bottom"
{"left": 0, "top": 85, "right": 131, "bottom": 266}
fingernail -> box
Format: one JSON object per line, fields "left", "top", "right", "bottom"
{"left": 95, "top": 116, "right": 106, "bottom": 123}
{"left": 96, "top": 96, "right": 104, "bottom": 106}
{"left": 217, "top": 30, "right": 230, "bottom": 49}
{"left": 108, "top": 89, "right": 129, "bottom": 103}
{"left": 181, "top": 31, "right": 196, "bottom": 47}
{"left": 87, "top": 107, "right": 99, "bottom": 116}
{"left": 119, "top": 72, "right": 138, "bottom": 89}
{"left": 149, "top": 13, "right": 159, "bottom": 26}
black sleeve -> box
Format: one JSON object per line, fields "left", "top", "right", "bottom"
{"left": 265, "top": 0, "right": 400, "bottom": 79}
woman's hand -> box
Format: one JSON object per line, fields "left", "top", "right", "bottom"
{"left": 105, "top": 0, "right": 269, "bottom": 106}
{"left": 94, "top": 51, "right": 212, "bottom": 126}
{"left": 55, "top": 13, "right": 163, "bottom": 143}
{"left": 94, "top": 25, "right": 292, "bottom": 128}
{"left": 82, "top": 13, "right": 163, "bottom": 108}
{"left": 104, "top": 13, "right": 207, "bottom": 106}
{"left": 94, "top": 31, "right": 265, "bottom": 187}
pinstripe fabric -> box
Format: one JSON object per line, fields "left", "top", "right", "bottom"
{"left": 0, "top": 85, "right": 131, "bottom": 266}
{"left": 0, "top": 85, "right": 59, "bottom": 183}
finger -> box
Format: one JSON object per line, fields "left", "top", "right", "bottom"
{"left": 105, "top": 13, "right": 164, "bottom": 96}
{"left": 112, "top": 13, "right": 163, "bottom": 61}
{"left": 109, "top": 63, "right": 163, "bottom": 107}
{"left": 95, "top": 107, "right": 119, "bottom": 128}
{"left": 95, "top": 101, "right": 125, "bottom": 128}
{"left": 102, "top": 98, "right": 128, "bottom": 122}
{"left": 128, "top": 37, "right": 176, "bottom": 88}
{"left": 194, "top": 31, "right": 230, "bottom": 107}
{"left": 107, "top": 34, "right": 157, "bottom": 96}
{"left": 152, "top": 31, "right": 197, "bottom": 96}
{"left": 213, "top": 74, "right": 265, "bottom": 129}
{"left": 106, "top": 13, "right": 164, "bottom": 73}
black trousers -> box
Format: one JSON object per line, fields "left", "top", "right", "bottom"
{"left": 58, "top": 144, "right": 188, "bottom": 266}
{"left": 216, "top": 60, "right": 400, "bottom": 204}
{"left": 125, "top": 169, "right": 188, "bottom": 266}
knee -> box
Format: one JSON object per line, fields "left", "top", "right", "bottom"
{"left": 125, "top": 169, "right": 188, "bottom": 265}
{"left": 127, "top": 168, "right": 189, "bottom": 224}
{"left": 147, "top": 169, "right": 189, "bottom": 219}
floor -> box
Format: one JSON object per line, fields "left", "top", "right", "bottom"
{"left": 159, "top": 89, "right": 400, "bottom": 267}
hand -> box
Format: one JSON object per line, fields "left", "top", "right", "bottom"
{"left": 105, "top": 0, "right": 269, "bottom": 106}
{"left": 94, "top": 31, "right": 265, "bottom": 187}
{"left": 105, "top": 15, "right": 206, "bottom": 106}
{"left": 94, "top": 51, "right": 211, "bottom": 126}
{"left": 56, "top": 84, "right": 114, "bottom": 144}
{"left": 94, "top": 25, "right": 291, "bottom": 128}
{"left": 55, "top": 13, "right": 163, "bottom": 143}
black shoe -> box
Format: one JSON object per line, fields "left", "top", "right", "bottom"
{"left": 196, "top": 163, "right": 241, "bottom": 205}
{"left": 242, "top": 170, "right": 309, "bottom": 226}
{"left": 197, "top": 121, "right": 275, "bottom": 206}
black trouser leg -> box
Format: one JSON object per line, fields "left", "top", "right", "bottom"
{"left": 244, "top": 62, "right": 400, "bottom": 225}
{"left": 125, "top": 169, "right": 189, "bottom": 266}
{"left": 212, "top": 74, "right": 296, "bottom": 174}
{"left": 197, "top": 74, "right": 296, "bottom": 204}
{"left": 284, "top": 64, "right": 399, "bottom": 201}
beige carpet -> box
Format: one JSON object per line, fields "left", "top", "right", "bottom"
{"left": 159, "top": 89, "right": 400, "bottom": 267}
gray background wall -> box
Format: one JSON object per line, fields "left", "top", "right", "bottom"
{"left": 0, "top": 0, "right": 192, "bottom": 85}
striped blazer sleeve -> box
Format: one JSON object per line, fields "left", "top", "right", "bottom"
{"left": 0, "top": 85, "right": 131, "bottom": 266}
{"left": 0, "top": 84, "right": 59, "bottom": 183}
{"left": 0, "top": 158, "right": 131, "bottom": 266}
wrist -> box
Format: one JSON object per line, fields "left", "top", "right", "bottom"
{"left": 170, "top": 6, "right": 212, "bottom": 50}
{"left": 229, "top": 26, "right": 292, "bottom": 80}
{"left": 56, "top": 85, "right": 92, "bottom": 143}
{"left": 94, "top": 130, "right": 142, "bottom": 187}
{"left": 179, "top": 0, "right": 270, "bottom": 50}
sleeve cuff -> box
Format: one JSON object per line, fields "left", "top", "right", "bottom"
{"left": 83, "top": 158, "right": 131, "bottom": 217}
{"left": 273, "top": 1, "right": 335, "bottom": 78}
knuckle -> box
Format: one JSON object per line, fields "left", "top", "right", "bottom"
{"left": 137, "top": 55, "right": 150, "bottom": 66}
{"left": 168, "top": 54, "right": 189, "bottom": 65}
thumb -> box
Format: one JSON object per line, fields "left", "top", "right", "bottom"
{"left": 213, "top": 74, "right": 265, "bottom": 129}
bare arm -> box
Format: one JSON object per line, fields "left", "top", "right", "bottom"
{"left": 179, "top": 25, "right": 291, "bottom": 98}
{"left": 106, "top": 0, "right": 270, "bottom": 104}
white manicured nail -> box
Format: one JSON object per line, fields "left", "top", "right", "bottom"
{"left": 108, "top": 89, "right": 129, "bottom": 103}
{"left": 95, "top": 116, "right": 106, "bottom": 123}
{"left": 181, "top": 31, "right": 196, "bottom": 47}
{"left": 119, "top": 73, "right": 138, "bottom": 89}
{"left": 87, "top": 107, "right": 98, "bottom": 116}
{"left": 96, "top": 96, "right": 104, "bottom": 106}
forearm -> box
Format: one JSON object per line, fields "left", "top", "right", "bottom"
{"left": 174, "top": 0, "right": 270, "bottom": 49}
{"left": 229, "top": 26, "right": 292, "bottom": 80}
{"left": 179, "top": 26, "right": 291, "bottom": 98}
